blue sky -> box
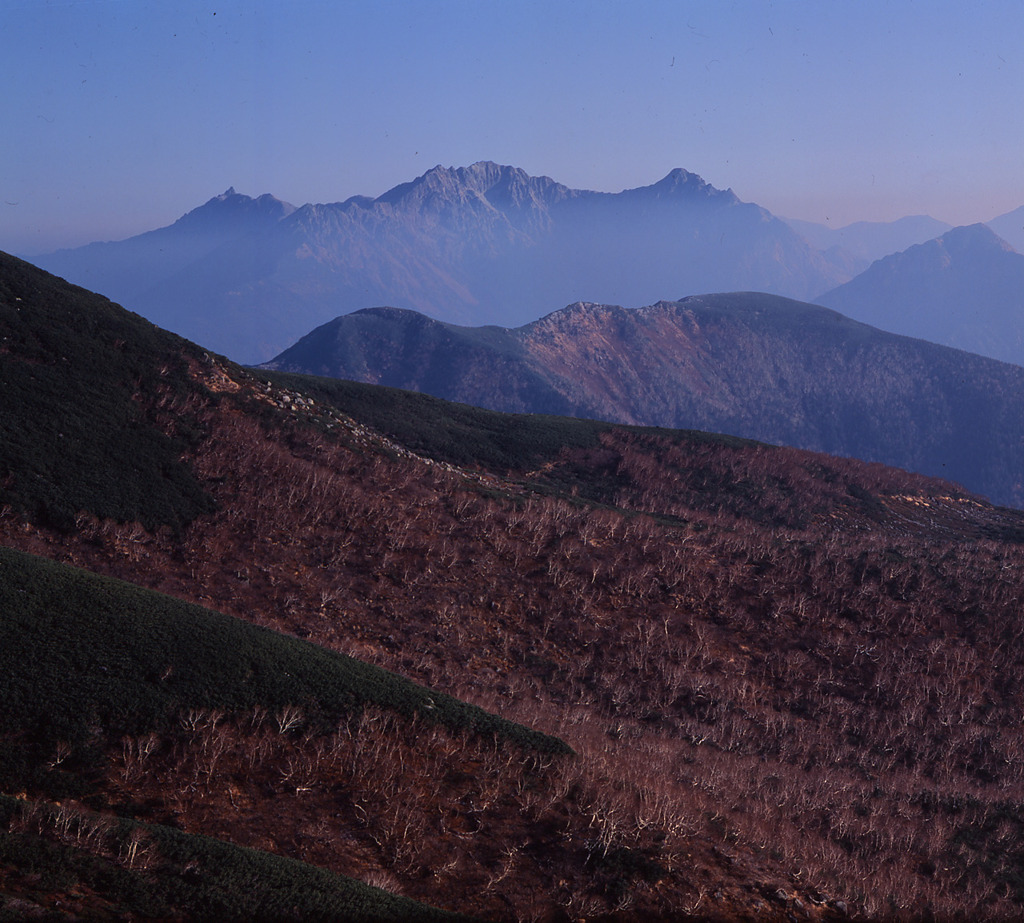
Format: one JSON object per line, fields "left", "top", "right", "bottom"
{"left": 3, "top": 0, "right": 1023, "bottom": 253}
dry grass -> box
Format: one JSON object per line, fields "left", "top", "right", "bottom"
{"left": 5, "top": 367, "right": 1024, "bottom": 920}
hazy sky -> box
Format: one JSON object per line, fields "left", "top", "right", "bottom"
{"left": 3, "top": 0, "right": 1023, "bottom": 253}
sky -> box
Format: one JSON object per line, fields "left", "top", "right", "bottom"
{"left": 3, "top": 0, "right": 1024, "bottom": 254}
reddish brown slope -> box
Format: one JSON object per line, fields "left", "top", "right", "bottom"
{"left": 6, "top": 349, "right": 1024, "bottom": 920}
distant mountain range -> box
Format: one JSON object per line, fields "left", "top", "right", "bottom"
{"left": 263, "top": 293, "right": 1024, "bottom": 508}
{"left": 785, "top": 214, "right": 953, "bottom": 272}
{"left": 36, "top": 187, "right": 298, "bottom": 303}
{"left": 30, "top": 162, "right": 1024, "bottom": 373}
{"left": 817, "top": 223, "right": 1024, "bottom": 366}
{"left": 33, "top": 163, "right": 850, "bottom": 363}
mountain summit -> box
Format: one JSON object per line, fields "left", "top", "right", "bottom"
{"left": 631, "top": 166, "right": 739, "bottom": 203}
{"left": 174, "top": 187, "right": 296, "bottom": 228}
{"left": 34, "top": 164, "right": 848, "bottom": 362}
{"left": 377, "top": 161, "right": 572, "bottom": 210}
{"left": 817, "top": 223, "right": 1024, "bottom": 365}
{"left": 35, "top": 187, "right": 296, "bottom": 323}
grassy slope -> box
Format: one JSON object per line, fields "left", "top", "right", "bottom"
{"left": 14, "top": 254, "right": 1024, "bottom": 918}
{"left": 0, "top": 251, "right": 213, "bottom": 530}
{"left": 0, "top": 795, "right": 472, "bottom": 923}
{"left": 259, "top": 370, "right": 616, "bottom": 469}
{"left": 0, "top": 544, "right": 567, "bottom": 780}
{"left": 261, "top": 369, "right": 750, "bottom": 471}
{"left": 0, "top": 253, "right": 572, "bottom": 920}
{"left": 0, "top": 542, "right": 565, "bottom": 921}
{"left": 262, "top": 293, "right": 1024, "bottom": 509}
{"left": 257, "top": 370, "right": 934, "bottom": 528}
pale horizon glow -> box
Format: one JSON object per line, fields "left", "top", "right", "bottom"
{"left": 3, "top": 0, "right": 1024, "bottom": 254}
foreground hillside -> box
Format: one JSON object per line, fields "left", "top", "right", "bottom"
{"left": 263, "top": 295, "right": 1024, "bottom": 508}
{"left": 0, "top": 545, "right": 496, "bottom": 922}
{"left": 7, "top": 251, "right": 1024, "bottom": 920}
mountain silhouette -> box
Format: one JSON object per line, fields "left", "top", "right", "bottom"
{"left": 787, "top": 214, "right": 953, "bottom": 273}
{"left": 987, "top": 203, "right": 1024, "bottom": 253}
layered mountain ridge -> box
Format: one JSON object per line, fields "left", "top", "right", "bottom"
{"left": 33, "top": 163, "right": 849, "bottom": 362}
{"left": 986, "top": 203, "right": 1024, "bottom": 252}
{"left": 786, "top": 214, "right": 954, "bottom": 272}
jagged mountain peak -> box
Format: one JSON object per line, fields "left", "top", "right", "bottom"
{"left": 174, "top": 187, "right": 296, "bottom": 229}
{"left": 400, "top": 162, "right": 736, "bottom": 206}
{"left": 375, "top": 161, "right": 571, "bottom": 211}
{"left": 33, "top": 163, "right": 849, "bottom": 361}
{"left": 520, "top": 300, "right": 626, "bottom": 337}
{"left": 654, "top": 166, "right": 713, "bottom": 190}
{"left": 421, "top": 161, "right": 547, "bottom": 190}
{"left": 453, "top": 160, "right": 529, "bottom": 187}
{"left": 631, "top": 167, "right": 739, "bottom": 204}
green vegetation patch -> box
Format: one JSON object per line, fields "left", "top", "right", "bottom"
{"left": 0, "top": 795, "right": 474, "bottom": 922}
{"left": 0, "top": 252, "right": 214, "bottom": 530}
{"left": 0, "top": 545, "right": 571, "bottom": 778}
